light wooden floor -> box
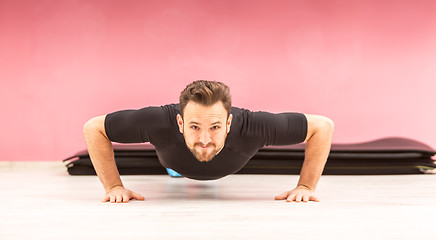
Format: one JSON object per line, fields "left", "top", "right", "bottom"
{"left": 1, "top": 162, "right": 436, "bottom": 240}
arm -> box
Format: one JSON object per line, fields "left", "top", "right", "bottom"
{"left": 275, "top": 114, "right": 334, "bottom": 202}
{"left": 83, "top": 115, "right": 144, "bottom": 203}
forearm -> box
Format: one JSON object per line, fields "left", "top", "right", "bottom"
{"left": 297, "top": 118, "right": 334, "bottom": 191}
{"left": 83, "top": 116, "right": 124, "bottom": 192}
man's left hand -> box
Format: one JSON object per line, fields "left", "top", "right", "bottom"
{"left": 274, "top": 186, "right": 320, "bottom": 202}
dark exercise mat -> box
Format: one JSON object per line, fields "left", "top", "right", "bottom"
{"left": 64, "top": 137, "right": 436, "bottom": 175}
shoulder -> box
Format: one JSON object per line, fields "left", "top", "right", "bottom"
{"left": 105, "top": 104, "right": 180, "bottom": 129}
{"left": 134, "top": 103, "right": 180, "bottom": 120}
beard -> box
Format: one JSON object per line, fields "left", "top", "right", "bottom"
{"left": 182, "top": 122, "right": 229, "bottom": 162}
{"left": 188, "top": 142, "right": 219, "bottom": 162}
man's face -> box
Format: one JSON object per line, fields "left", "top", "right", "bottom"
{"left": 177, "top": 101, "right": 232, "bottom": 162}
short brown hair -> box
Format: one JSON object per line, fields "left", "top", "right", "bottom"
{"left": 179, "top": 80, "right": 232, "bottom": 118}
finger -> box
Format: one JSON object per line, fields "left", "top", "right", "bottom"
{"left": 286, "top": 193, "right": 297, "bottom": 202}
{"left": 102, "top": 195, "right": 110, "bottom": 202}
{"left": 116, "top": 195, "right": 123, "bottom": 203}
{"left": 309, "top": 195, "right": 320, "bottom": 202}
{"left": 303, "top": 194, "right": 309, "bottom": 202}
{"left": 132, "top": 192, "right": 145, "bottom": 201}
{"left": 294, "top": 194, "right": 303, "bottom": 202}
{"left": 275, "top": 192, "right": 288, "bottom": 200}
{"left": 122, "top": 194, "right": 130, "bottom": 203}
{"left": 110, "top": 195, "right": 116, "bottom": 203}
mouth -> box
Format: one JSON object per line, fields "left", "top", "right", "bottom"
{"left": 195, "top": 143, "right": 215, "bottom": 149}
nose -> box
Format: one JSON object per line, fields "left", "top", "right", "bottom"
{"left": 199, "top": 130, "right": 211, "bottom": 145}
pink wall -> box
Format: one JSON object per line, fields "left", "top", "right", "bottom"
{"left": 1, "top": 0, "right": 435, "bottom": 161}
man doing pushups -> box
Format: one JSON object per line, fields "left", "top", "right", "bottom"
{"left": 83, "top": 80, "right": 334, "bottom": 203}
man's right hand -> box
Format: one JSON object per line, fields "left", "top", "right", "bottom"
{"left": 102, "top": 186, "right": 145, "bottom": 203}
{"left": 83, "top": 115, "right": 145, "bottom": 203}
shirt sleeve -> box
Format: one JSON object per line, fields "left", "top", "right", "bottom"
{"left": 104, "top": 106, "right": 166, "bottom": 143}
{"left": 249, "top": 111, "right": 308, "bottom": 146}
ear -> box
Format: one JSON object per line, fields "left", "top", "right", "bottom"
{"left": 226, "top": 114, "right": 233, "bottom": 133}
{"left": 176, "top": 114, "right": 184, "bottom": 133}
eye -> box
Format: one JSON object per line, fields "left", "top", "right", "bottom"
{"left": 191, "top": 126, "right": 199, "bottom": 130}
{"left": 211, "top": 126, "right": 220, "bottom": 130}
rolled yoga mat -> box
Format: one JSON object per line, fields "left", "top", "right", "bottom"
{"left": 63, "top": 137, "right": 436, "bottom": 175}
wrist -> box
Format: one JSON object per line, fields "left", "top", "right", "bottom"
{"left": 105, "top": 184, "right": 124, "bottom": 193}
{"left": 297, "top": 184, "right": 314, "bottom": 191}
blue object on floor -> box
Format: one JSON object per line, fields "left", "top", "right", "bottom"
{"left": 166, "top": 168, "right": 183, "bottom": 177}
